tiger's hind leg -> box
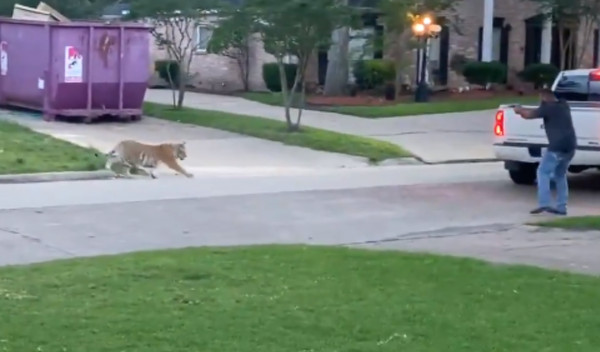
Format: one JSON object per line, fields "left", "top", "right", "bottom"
{"left": 107, "top": 159, "right": 138, "bottom": 179}
{"left": 132, "top": 165, "right": 158, "bottom": 179}
{"left": 106, "top": 158, "right": 128, "bottom": 178}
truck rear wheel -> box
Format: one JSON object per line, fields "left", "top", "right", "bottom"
{"left": 508, "top": 167, "right": 536, "bottom": 185}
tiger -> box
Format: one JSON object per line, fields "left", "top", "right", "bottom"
{"left": 97, "top": 140, "right": 193, "bottom": 179}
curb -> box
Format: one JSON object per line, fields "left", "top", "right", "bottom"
{"left": 414, "top": 157, "right": 500, "bottom": 165}
{"left": 0, "top": 170, "right": 116, "bottom": 184}
{"left": 376, "top": 157, "right": 424, "bottom": 166}
{"left": 375, "top": 157, "right": 500, "bottom": 166}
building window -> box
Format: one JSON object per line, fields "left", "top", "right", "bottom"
{"left": 492, "top": 27, "right": 502, "bottom": 61}
{"left": 428, "top": 37, "right": 440, "bottom": 84}
{"left": 594, "top": 29, "right": 599, "bottom": 67}
{"left": 478, "top": 17, "right": 507, "bottom": 63}
{"left": 195, "top": 25, "right": 213, "bottom": 53}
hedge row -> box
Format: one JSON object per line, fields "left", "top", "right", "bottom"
{"left": 154, "top": 58, "right": 560, "bottom": 94}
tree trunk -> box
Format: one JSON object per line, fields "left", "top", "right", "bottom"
{"left": 177, "top": 87, "right": 185, "bottom": 109}
{"left": 165, "top": 63, "right": 177, "bottom": 107}
{"left": 323, "top": 26, "right": 350, "bottom": 96}
{"left": 392, "top": 29, "right": 412, "bottom": 101}
{"left": 558, "top": 22, "right": 566, "bottom": 70}
{"left": 243, "top": 49, "right": 250, "bottom": 91}
{"left": 239, "top": 38, "right": 251, "bottom": 92}
{"left": 277, "top": 61, "right": 293, "bottom": 128}
{"left": 287, "top": 66, "right": 303, "bottom": 132}
{"left": 293, "top": 81, "right": 306, "bottom": 130}
{"left": 576, "top": 21, "right": 592, "bottom": 68}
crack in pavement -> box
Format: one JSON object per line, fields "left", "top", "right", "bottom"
{"left": 413, "top": 158, "right": 499, "bottom": 165}
{"left": 369, "top": 129, "right": 489, "bottom": 137}
{"left": 0, "top": 227, "right": 75, "bottom": 256}
{"left": 341, "top": 223, "right": 517, "bottom": 246}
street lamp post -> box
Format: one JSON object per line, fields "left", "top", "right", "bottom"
{"left": 412, "top": 15, "right": 441, "bottom": 103}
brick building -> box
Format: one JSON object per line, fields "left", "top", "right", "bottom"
{"left": 431, "top": 0, "right": 600, "bottom": 87}
{"left": 134, "top": 0, "right": 600, "bottom": 92}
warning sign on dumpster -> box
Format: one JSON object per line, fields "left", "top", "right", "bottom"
{"left": 64, "top": 46, "right": 83, "bottom": 83}
{"left": 0, "top": 41, "right": 7, "bottom": 76}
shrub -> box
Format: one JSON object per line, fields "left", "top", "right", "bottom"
{"left": 518, "top": 63, "right": 560, "bottom": 89}
{"left": 462, "top": 61, "right": 507, "bottom": 87}
{"left": 353, "top": 59, "right": 396, "bottom": 90}
{"left": 154, "top": 60, "right": 180, "bottom": 87}
{"left": 262, "top": 62, "right": 298, "bottom": 92}
{"left": 450, "top": 53, "right": 471, "bottom": 75}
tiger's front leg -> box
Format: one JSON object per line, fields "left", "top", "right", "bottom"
{"left": 163, "top": 159, "right": 193, "bottom": 178}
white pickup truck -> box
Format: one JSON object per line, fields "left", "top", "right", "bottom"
{"left": 493, "top": 68, "right": 600, "bottom": 185}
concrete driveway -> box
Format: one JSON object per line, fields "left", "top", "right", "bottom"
{"left": 366, "top": 110, "right": 495, "bottom": 163}
{"left": 0, "top": 110, "right": 369, "bottom": 177}
{"left": 145, "top": 89, "right": 503, "bottom": 163}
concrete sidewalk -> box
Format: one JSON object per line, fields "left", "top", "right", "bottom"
{"left": 0, "top": 109, "right": 369, "bottom": 178}
{"left": 144, "top": 89, "right": 497, "bottom": 163}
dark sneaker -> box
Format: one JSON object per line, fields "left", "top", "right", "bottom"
{"left": 529, "top": 207, "right": 551, "bottom": 214}
{"left": 547, "top": 208, "right": 567, "bottom": 216}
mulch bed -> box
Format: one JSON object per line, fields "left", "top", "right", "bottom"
{"left": 307, "top": 89, "right": 533, "bottom": 107}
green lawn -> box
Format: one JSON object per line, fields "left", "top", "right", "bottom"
{"left": 534, "top": 216, "right": 600, "bottom": 230}
{"left": 0, "top": 120, "right": 104, "bottom": 174}
{"left": 243, "top": 91, "right": 287, "bottom": 106}
{"left": 144, "top": 102, "right": 411, "bottom": 162}
{"left": 2, "top": 245, "right": 600, "bottom": 351}
{"left": 242, "top": 92, "right": 539, "bottom": 118}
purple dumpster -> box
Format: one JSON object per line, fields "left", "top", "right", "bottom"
{"left": 0, "top": 18, "right": 151, "bottom": 123}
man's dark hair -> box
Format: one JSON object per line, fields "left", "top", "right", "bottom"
{"left": 539, "top": 88, "right": 561, "bottom": 101}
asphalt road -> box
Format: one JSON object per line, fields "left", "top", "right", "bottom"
{"left": 2, "top": 162, "right": 600, "bottom": 274}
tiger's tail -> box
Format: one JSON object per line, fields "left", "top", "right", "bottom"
{"left": 95, "top": 149, "right": 117, "bottom": 158}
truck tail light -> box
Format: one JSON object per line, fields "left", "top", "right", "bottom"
{"left": 494, "top": 110, "right": 505, "bottom": 137}
{"left": 590, "top": 69, "right": 600, "bottom": 81}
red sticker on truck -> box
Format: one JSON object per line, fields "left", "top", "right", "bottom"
{"left": 0, "top": 41, "right": 7, "bottom": 76}
{"left": 64, "top": 46, "right": 83, "bottom": 83}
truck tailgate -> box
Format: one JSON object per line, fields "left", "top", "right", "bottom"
{"left": 500, "top": 103, "right": 600, "bottom": 147}
{"left": 501, "top": 105, "right": 546, "bottom": 144}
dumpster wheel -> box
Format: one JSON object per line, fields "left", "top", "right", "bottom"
{"left": 131, "top": 115, "right": 142, "bottom": 122}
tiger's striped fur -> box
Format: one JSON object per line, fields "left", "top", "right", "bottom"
{"left": 99, "top": 140, "right": 192, "bottom": 179}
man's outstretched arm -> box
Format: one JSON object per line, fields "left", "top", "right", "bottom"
{"left": 514, "top": 106, "right": 544, "bottom": 119}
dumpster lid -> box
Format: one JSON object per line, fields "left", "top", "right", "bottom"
{"left": 0, "top": 15, "right": 152, "bottom": 29}
{"left": 12, "top": 4, "right": 64, "bottom": 22}
{"left": 36, "top": 2, "right": 70, "bottom": 22}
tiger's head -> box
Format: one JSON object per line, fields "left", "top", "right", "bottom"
{"left": 173, "top": 142, "right": 187, "bottom": 160}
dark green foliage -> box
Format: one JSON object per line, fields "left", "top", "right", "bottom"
{"left": 462, "top": 61, "right": 507, "bottom": 86}
{"left": 352, "top": 59, "right": 396, "bottom": 90}
{"left": 518, "top": 63, "right": 560, "bottom": 88}
{"left": 154, "top": 60, "right": 180, "bottom": 87}
{"left": 262, "top": 63, "right": 298, "bottom": 92}
{"left": 450, "top": 53, "right": 471, "bottom": 74}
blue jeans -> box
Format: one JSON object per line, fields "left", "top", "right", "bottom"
{"left": 537, "top": 149, "right": 575, "bottom": 212}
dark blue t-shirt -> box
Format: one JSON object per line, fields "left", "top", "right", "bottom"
{"left": 532, "top": 100, "right": 577, "bottom": 153}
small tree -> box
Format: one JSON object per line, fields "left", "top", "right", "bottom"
{"left": 130, "top": 0, "right": 218, "bottom": 108}
{"left": 528, "top": 0, "right": 600, "bottom": 69}
{"left": 248, "top": 0, "right": 353, "bottom": 131}
{"left": 207, "top": 8, "right": 256, "bottom": 92}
